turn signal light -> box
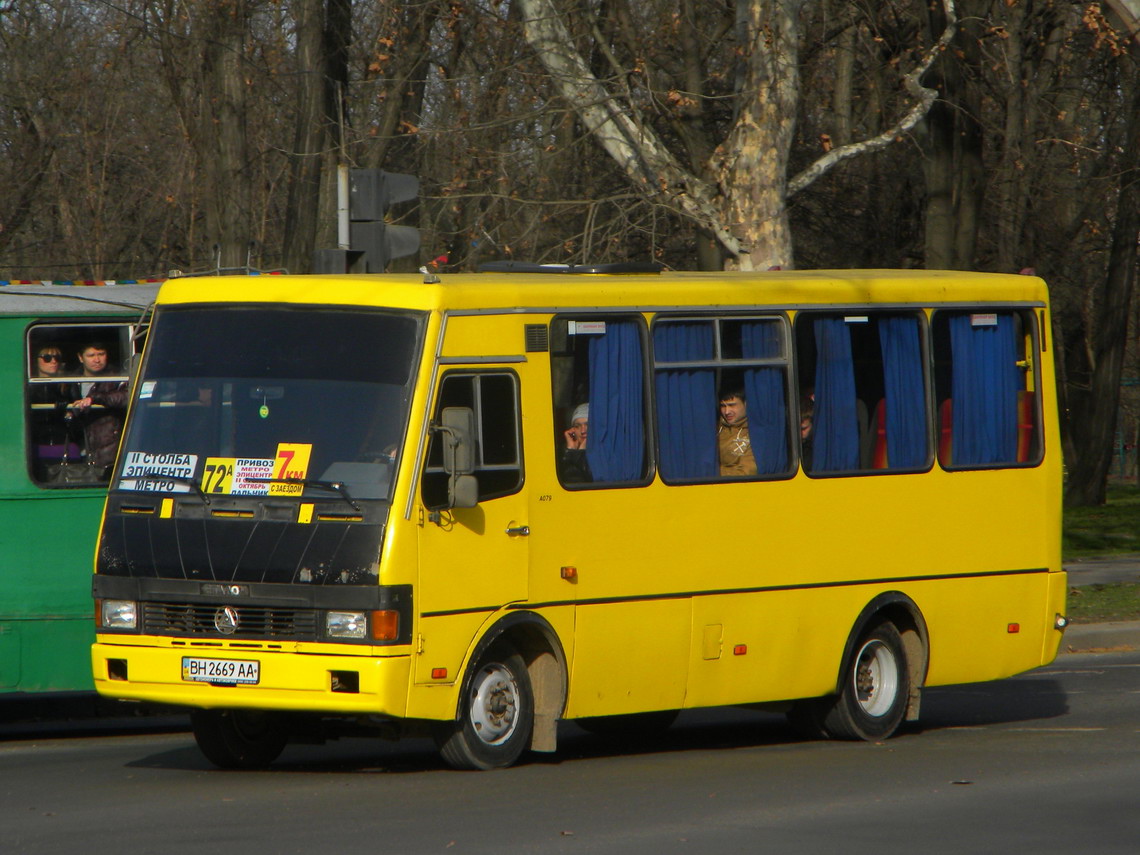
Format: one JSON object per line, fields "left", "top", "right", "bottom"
{"left": 372, "top": 610, "right": 399, "bottom": 641}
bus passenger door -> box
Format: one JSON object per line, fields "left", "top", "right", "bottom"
{"left": 414, "top": 369, "right": 529, "bottom": 685}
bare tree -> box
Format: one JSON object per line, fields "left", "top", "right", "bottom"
{"left": 512, "top": 0, "right": 955, "bottom": 270}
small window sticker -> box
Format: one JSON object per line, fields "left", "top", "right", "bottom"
{"left": 139, "top": 381, "right": 157, "bottom": 399}
{"left": 970, "top": 313, "right": 998, "bottom": 327}
{"left": 568, "top": 320, "right": 606, "bottom": 335}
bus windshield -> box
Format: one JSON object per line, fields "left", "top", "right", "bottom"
{"left": 116, "top": 305, "right": 422, "bottom": 502}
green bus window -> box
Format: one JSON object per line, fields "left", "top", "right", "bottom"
{"left": 26, "top": 322, "right": 138, "bottom": 487}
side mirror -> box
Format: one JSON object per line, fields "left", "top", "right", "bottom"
{"left": 449, "top": 473, "right": 478, "bottom": 509}
{"left": 440, "top": 407, "right": 475, "bottom": 475}
{"left": 435, "top": 407, "right": 478, "bottom": 510}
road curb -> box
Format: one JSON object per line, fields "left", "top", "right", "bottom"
{"left": 1060, "top": 621, "right": 1140, "bottom": 653}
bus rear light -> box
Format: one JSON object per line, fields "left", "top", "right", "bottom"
{"left": 733, "top": 644, "right": 748, "bottom": 656}
{"left": 372, "top": 610, "right": 399, "bottom": 641}
{"left": 1055, "top": 614, "right": 1070, "bottom": 630}
{"left": 1007, "top": 623, "right": 1020, "bottom": 633}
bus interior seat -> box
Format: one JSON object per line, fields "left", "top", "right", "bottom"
{"left": 938, "top": 399, "right": 952, "bottom": 465}
{"left": 1017, "top": 390, "right": 1035, "bottom": 462}
{"left": 869, "top": 399, "right": 888, "bottom": 469}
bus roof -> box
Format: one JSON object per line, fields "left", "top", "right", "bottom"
{"left": 0, "top": 284, "right": 160, "bottom": 316}
{"left": 154, "top": 269, "right": 1050, "bottom": 313}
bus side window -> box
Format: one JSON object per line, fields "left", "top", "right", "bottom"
{"left": 652, "top": 315, "right": 793, "bottom": 482}
{"left": 25, "top": 322, "right": 137, "bottom": 487}
{"left": 795, "top": 311, "right": 929, "bottom": 475}
{"left": 932, "top": 309, "right": 1041, "bottom": 468}
{"left": 421, "top": 371, "right": 522, "bottom": 508}
{"left": 550, "top": 316, "right": 650, "bottom": 488}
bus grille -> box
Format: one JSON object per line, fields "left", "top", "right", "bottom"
{"left": 142, "top": 602, "right": 319, "bottom": 640}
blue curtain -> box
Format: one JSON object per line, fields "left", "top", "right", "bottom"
{"left": 586, "top": 321, "right": 646, "bottom": 481}
{"left": 813, "top": 318, "right": 859, "bottom": 471}
{"left": 950, "top": 313, "right": 1018, "bottom": 464}
{"left": 741, "top": 321, "right": 789, "bottom": 474}
{"left": 653, "top": 322, "right": 717, "bottom": 479}
{"left": 878, "top": 316, "right": 927, "bottom": 469}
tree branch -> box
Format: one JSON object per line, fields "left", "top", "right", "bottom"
{"left": 786, "top": 0, "right": 957, "bottom": 198}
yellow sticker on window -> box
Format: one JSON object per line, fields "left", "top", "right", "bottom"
{"left": 202, "top": 458, "right": 236, "bottom": 494}
{"left": 269, "top": 443, "right": 313, "bottom": 496}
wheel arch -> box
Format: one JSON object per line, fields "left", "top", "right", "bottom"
{"left": 455, "top": 610, "right": 568, "bottom": 753}
{"left": 836, "top": 592, "right": 929, "bottom": 722}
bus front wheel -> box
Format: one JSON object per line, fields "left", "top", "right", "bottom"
{"left": 190, "top": 709, "right": 289, "bottom": 770}
{"left": 435, "top": 643, "right": 534, "bottom": 770}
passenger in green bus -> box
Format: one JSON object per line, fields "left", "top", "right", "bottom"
{"left": 718, "top": 387, "right": 756, "bottom": 477}
{"left": 29, "top": 346, "right": 79, "bottom": 452}
{"left": 561, "top": 402, "right": 592, "bottom": 483}
{"left": 69, "top": 342, "right": 129, "bottom": 474}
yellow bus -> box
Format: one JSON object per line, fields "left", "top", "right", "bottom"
{"left": 91, "top": 265, "right": 1067, "bottom": 769}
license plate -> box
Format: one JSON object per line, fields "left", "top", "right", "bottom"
{"left": 182, "top": 657, "right": 260, "bottom": 685}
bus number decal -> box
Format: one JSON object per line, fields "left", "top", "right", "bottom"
{"left": 203, "top": 458, "right": 236, "bottom": 493}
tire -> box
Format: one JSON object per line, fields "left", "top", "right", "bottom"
{"left": 819, "top": 621, "right": 910, "bottom": 741}
{"left": 190, "top": 709, "right": 289, "bottom": 770}
{"left": 435, "top": 643, "right": 534, "bottom": 770}
{"left": 575, "top": 710, "right": 678, "bottom": 739}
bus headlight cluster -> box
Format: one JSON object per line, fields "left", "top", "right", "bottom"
{"left": 99, "top": 599, "right": 138, "bottom": 630}
{"left": 326, "top": 611, "right": 367, "bottom": 639}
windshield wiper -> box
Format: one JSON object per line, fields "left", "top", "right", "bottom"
{"left": 246, "top": 478, "right": 361, "bottom": 511}
{"left": 136, "top": 472, "right": 211, "bottom": 505}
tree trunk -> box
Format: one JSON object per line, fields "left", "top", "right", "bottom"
{"left": 921, "top": 0, "right": 984, "bottom": 270}
{"left": 1063, "top": 75, "right": 1140, "bottom": 506}
{"left": 200, "top": 0, "right": 252, "bottom": 271}
{"left": 283, "top": 0, "right": 349, "bottom": 274}
{"left": 716, "top": 0, "right": 801, "bottom": 270}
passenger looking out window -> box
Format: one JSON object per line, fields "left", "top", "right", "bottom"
{"left": 717, "top": 387, "right": 756, "bottom": 477}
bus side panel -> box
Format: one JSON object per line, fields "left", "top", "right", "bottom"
{"left": 686, "top": 589, "right": 852, "bottom": 708}
{"left": 563, "top": 600, "right": 690, "bottom": 718}
{"left": 918, "top": 572, "right": 1064, "bottom": 687}
{"left": 0, "top": 495, "right": 106, "bottom": 692}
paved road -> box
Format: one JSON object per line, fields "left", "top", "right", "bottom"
{"left": 4, "top": 649, "right": 1140, "bottom": 854}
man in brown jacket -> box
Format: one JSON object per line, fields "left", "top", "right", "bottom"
{"left": 718, "top": 387, "right": 757, "bottom": 477}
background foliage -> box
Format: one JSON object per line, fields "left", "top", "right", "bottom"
{"left": 1, "top": 0, "right": 1136, "bottom": 503}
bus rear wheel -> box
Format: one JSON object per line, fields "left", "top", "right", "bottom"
{"left": 190, "top": 709, "right": 289, "bottom": 770}
{"left": 826, "top": 621, "right": 909, "bottom": 740}
{"left": 435, "top": 643, "right": 533, "bottom": 771}
{"left": 789, "top": 621, "right": 909, "bottom": 742}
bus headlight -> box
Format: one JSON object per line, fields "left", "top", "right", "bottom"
{"left": 99, "top": 599, "right": 138, "bottom": 630}
{"left": 326, "top": 611, "right": 367, "bottom": 639}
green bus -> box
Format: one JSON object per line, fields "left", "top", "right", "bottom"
{"left": 1, "top": 283, "right": 157, "bottom": 695}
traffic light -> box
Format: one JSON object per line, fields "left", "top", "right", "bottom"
{"left": 313, "top": 169, "right": 420, "bottom": 273}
